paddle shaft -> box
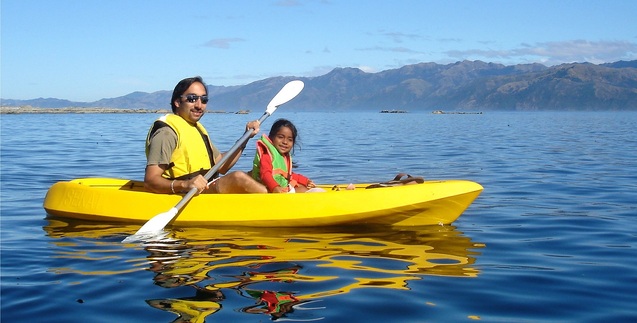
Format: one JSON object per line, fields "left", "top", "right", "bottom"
{"left": 125, "top": 80, "right": 304, "bottom": 241}
{"left": 173, "top": 111, "right": 271, "bottom": 210}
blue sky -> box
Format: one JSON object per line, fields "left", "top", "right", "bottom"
{"left": 2, "top": 0, "right": 636, "bottom": 102}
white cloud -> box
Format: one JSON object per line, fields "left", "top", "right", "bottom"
{"left": 356, "top": 65, "right": 376, "bottom": 73}
{"left": 203, "top": 38, "right": 245, "bottom": 49}
{"left": 357, "top": 46, "right": 422, "bottom": 54}
{"left": 275, "top": 0, "right": 302, "bottom": 7}
{"left": 445, "top": 40, "right": 637, "bottom": 65}
{"left": 380, "top": 31, "right": 424, "bottom": 43}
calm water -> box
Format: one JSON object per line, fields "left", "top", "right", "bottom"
{"left": 1, "top": 111, "right": 636, "bottom": 322}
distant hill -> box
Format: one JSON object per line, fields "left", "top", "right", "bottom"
{"left": 2, "top": 60, "right": 636, "bottom": 111}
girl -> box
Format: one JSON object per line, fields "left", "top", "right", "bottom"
{"left": 252, "top": 119, "right": 315, "bottom": 193}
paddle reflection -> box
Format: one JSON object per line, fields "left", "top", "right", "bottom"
{"left": 44, "top": 220, "right": 484, "bottom": 321}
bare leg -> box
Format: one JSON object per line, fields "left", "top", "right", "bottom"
{"left": 213, "top": 171, "right": 267, "bottom": 194}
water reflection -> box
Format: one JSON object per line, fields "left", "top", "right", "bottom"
{"left": 44, "top": 219, "right": 484, "bottom": 321}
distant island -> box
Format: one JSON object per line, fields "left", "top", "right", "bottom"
{"left": 2, "top": 60, "right": 636, "bottom": 112}
{"left": 380, "top": 109, "right": 408, "bottom": 113}
{"left": 0, "top": 106, "right": 239, "bottom": 115}
{"left": 432, "top": 110, "right": 483, "bottom": 115}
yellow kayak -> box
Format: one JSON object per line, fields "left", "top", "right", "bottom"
{"left": 43, "top": 178, "right": 483, "bottom": 227}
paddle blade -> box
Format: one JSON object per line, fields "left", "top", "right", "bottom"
{"left": 266, "top": 80, "right": 304, "bottom": 115}
{"left": 122, "top": 207, "right": 178, "bottom": 243}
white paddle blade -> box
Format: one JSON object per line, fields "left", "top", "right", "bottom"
{"left": 122, "top": 207, "right": 178, "bottom": 242}
{"left": 265, "top": 80, "right": 304, "bottom": 115}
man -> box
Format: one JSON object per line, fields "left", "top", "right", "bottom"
{"left": 144, "top": 76, "right": 267, "bottom": 194}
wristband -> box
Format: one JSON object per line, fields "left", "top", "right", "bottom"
{"left": 170, "top": 180, "right": 176, "bottom": 194}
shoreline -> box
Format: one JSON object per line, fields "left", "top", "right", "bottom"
{"left": 1, "top": 106, "right": 170, "bottom": 114}
{"left": 0, "top": 106, "right": 235, "bottom": 114}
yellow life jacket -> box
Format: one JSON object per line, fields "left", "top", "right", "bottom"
{"left": 146, "top": 114, "right": 215, "bottom": 179}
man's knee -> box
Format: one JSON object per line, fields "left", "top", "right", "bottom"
{"left": 221, "top": 171, "right": 266, "bottom": 193}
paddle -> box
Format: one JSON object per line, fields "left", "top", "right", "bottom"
{"left": 122, "top": 80, "right": 305, "bottom": 243}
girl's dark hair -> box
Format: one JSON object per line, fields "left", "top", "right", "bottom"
{"left": 170, "top": 76, "right": 208, "bottom": 113}
{"left": 269, "top": 118, "right": 299, "bottom": 154}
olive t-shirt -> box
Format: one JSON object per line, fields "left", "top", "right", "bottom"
{"left": 146, "top": 126, "right": 221, "bottom": 166}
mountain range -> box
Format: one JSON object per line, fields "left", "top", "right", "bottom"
{"left": 3, "top": 60, "right": 637, "bottom": 111}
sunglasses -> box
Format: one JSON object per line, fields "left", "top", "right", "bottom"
{"left": 181, "top": 94, "right": 209, "bottom": 104}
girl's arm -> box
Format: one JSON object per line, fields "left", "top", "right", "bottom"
{"left": 291, "top": 173, "right": 315, "bottom": 188}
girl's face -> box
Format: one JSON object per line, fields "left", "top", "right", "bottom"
{"left": 271, "top": 126, "right": 294, "bottom": 155}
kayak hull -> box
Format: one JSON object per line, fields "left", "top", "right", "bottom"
{"left": 43, "top": 178, "right": 483, "bottom": 227}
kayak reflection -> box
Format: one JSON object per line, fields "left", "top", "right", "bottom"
{"left": 44, "top": 220, "right": 484, "bottom": 321}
